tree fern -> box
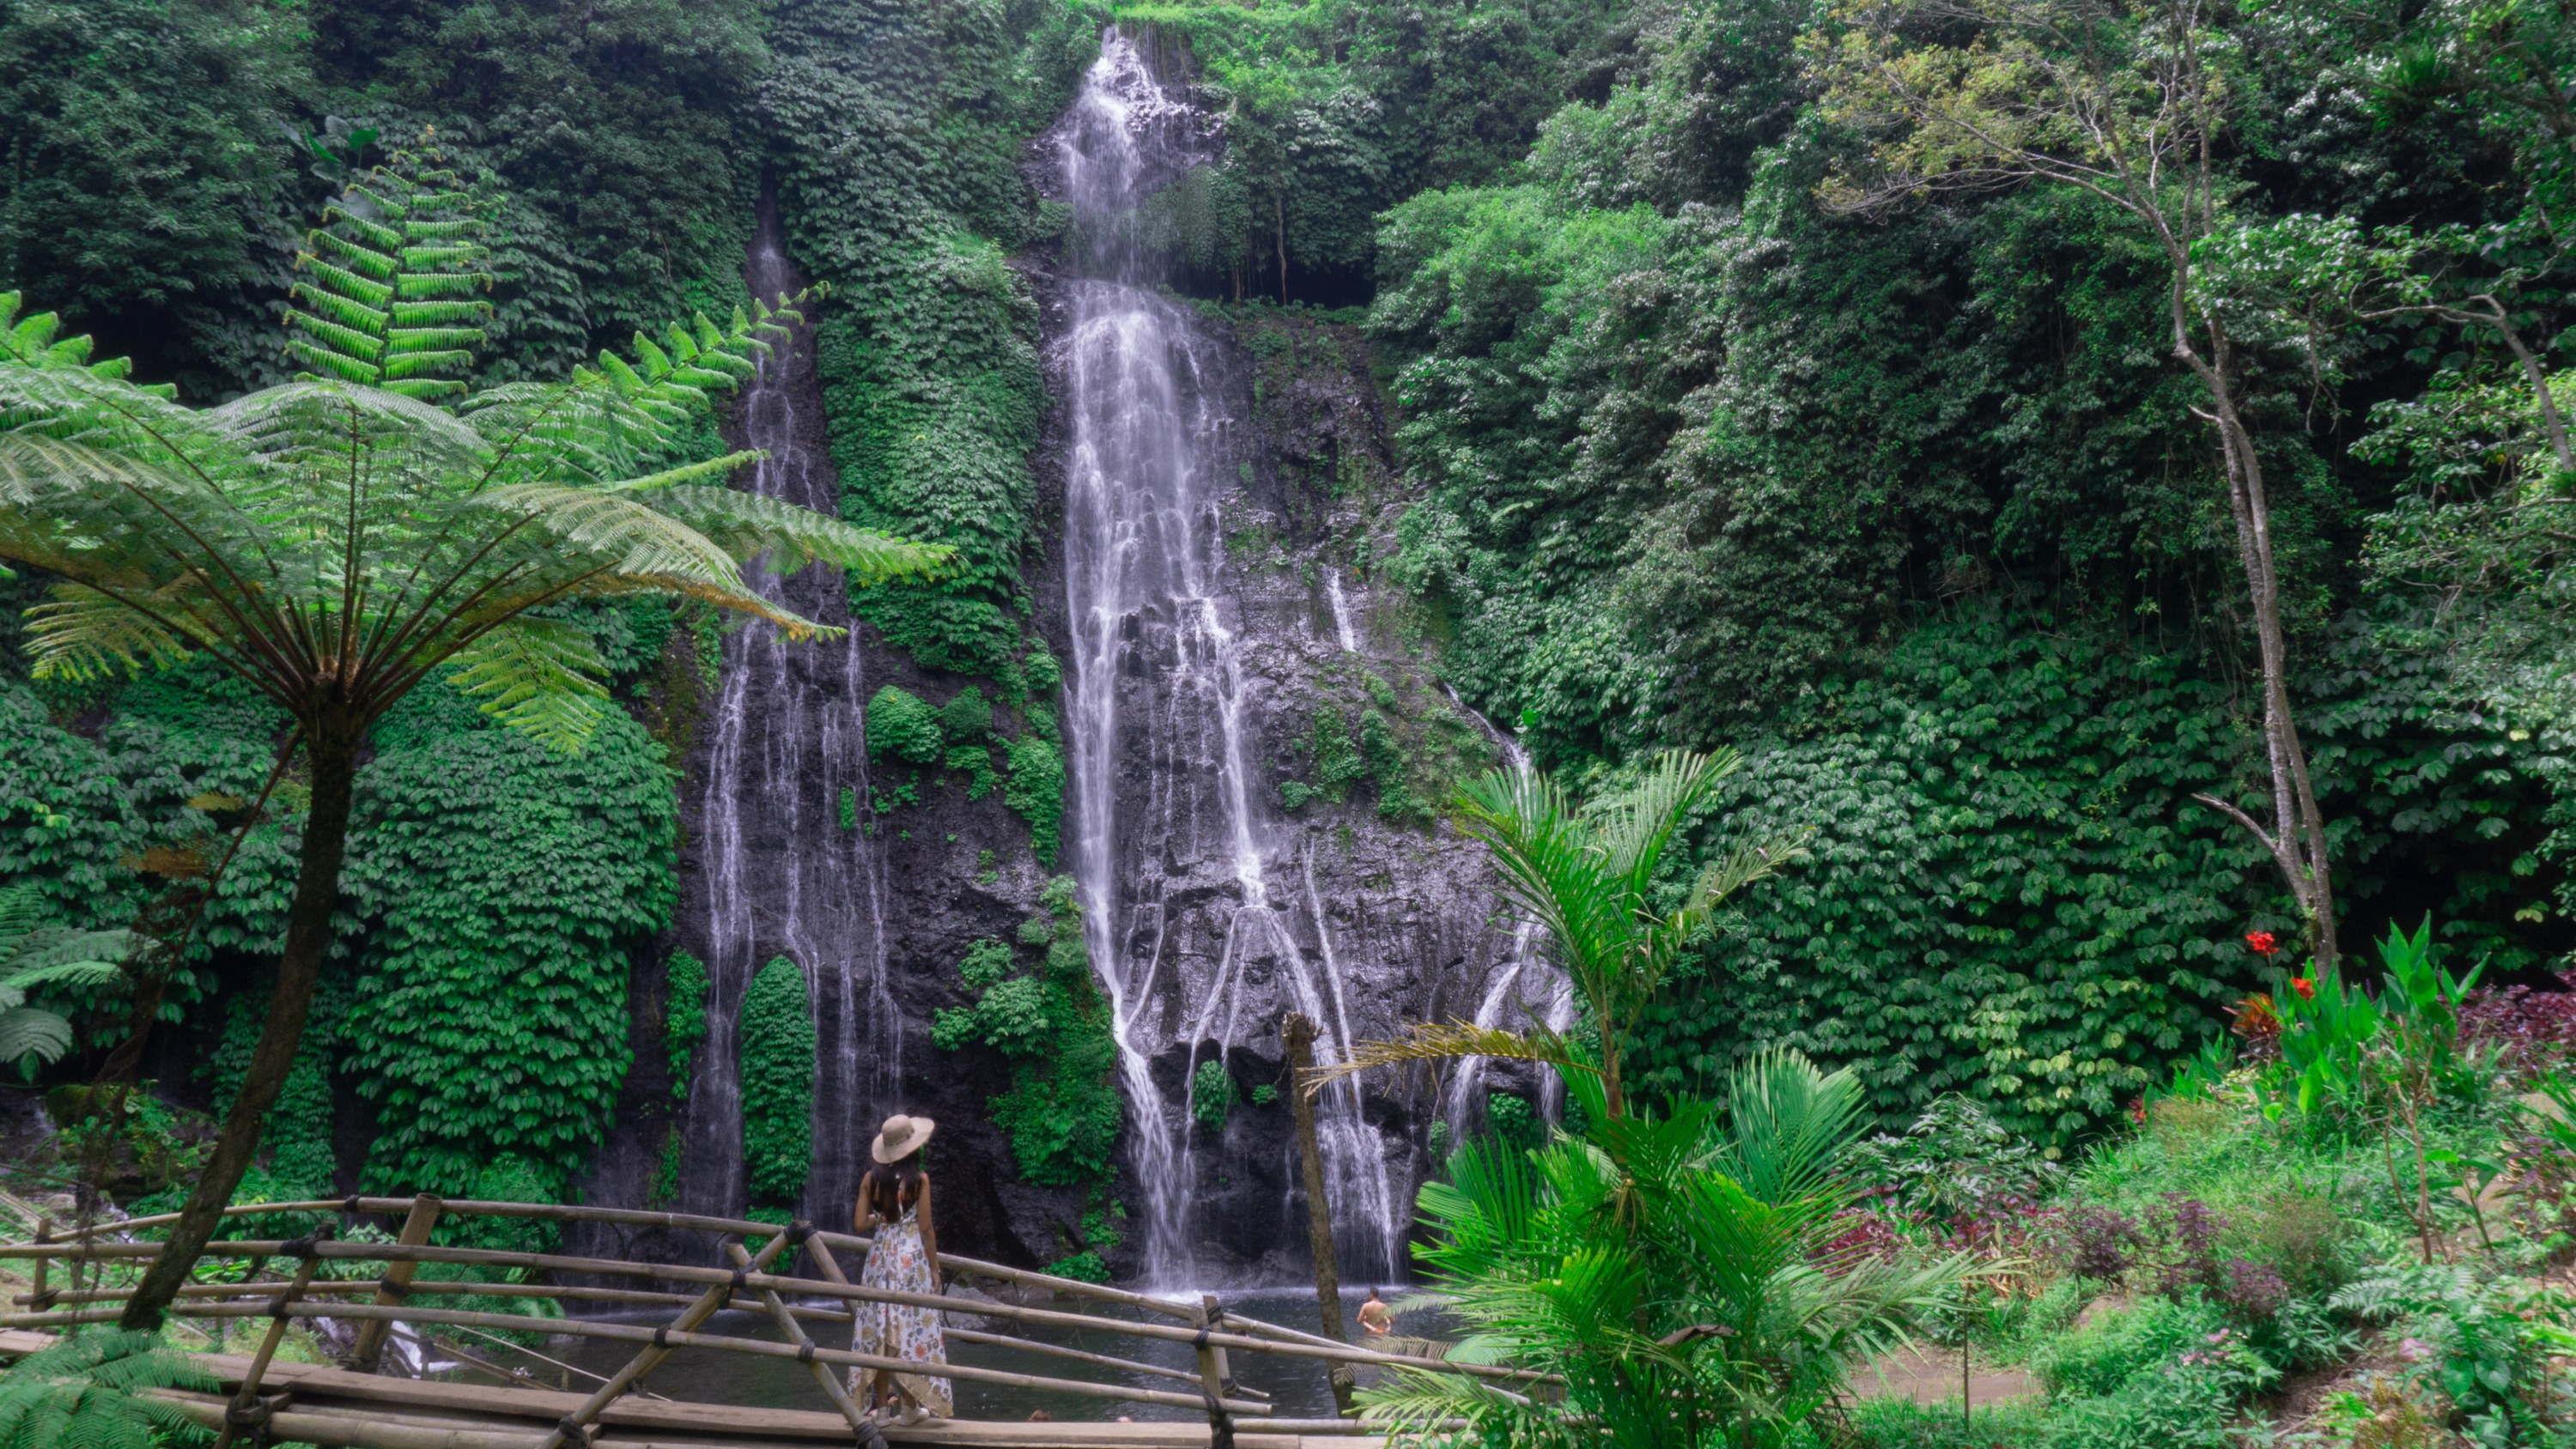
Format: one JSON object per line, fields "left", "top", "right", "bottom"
{"left": 284, "top": 133, "right": 493, "bottom": 400}
{"left": 0, "top": 1330, "right": 215, "bottom": 1449}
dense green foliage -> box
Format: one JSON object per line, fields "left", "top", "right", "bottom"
{"left": 932, "top": 877, "right": 1121, "bottom": 1185}
{"left": 739, "top": 954, "right": 817, "bottom": 1207}
{"left": 343, "top": 695, "right": 676, "bottom": 1199}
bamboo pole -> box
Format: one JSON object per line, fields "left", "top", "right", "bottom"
{"left": 46, "top": 1195, "right": 1199, "bottom": 1325}
{"left": 15, "top": 1275, "right": 852, "bottom": 1322}
{"left": 145, "top": 1391, "right": 1430, "bottom": 1449}
{"left": 0, "top": 1238, "right": 1556, "bottom": 1386}
{"left": 353, "top": 1193, "right": 441, "bottom": 1372}
{"left": 530, "top": 1224, "right": 800, "bottom": 1449}
{"left": 212, "top": 1232, "right": 325, "bottom": 1449}
{"left": 724, "top": 1240, "right": 878, "bottom": 1440}
{"left": 171, "top": 1299, "right": 1278, "bottom": 1416}
{"left": 28, "top": 1218, "right": 48, "bottom": 1316}
{"left": 941, "top": 1326, "right": 1211, "bottom": 1390}
{"left": 1283, "top": 1013, "right": 1354, "bottom": 1419}
{"left": 1190, "top": 1295, "right": 1235, "bottom": 1449}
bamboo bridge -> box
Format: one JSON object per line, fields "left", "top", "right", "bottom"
{"left": 0, "top": 1197, "right": 1525, "bottom": 1448}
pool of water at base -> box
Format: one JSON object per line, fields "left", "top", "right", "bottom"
{"left": 430, "top": 1288, "right": 1446, "bottom": 1425}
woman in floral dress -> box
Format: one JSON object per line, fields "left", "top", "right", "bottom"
{"left": 850, "top": 1113, "right": 951, "bottom": 1423}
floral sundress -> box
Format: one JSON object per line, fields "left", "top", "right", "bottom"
{"left": 849, "top": 1197, "right": 952, "bottom": 1417}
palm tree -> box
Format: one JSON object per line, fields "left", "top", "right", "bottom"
{"left": 0, "top": 141, "right": 951, "bottom": 1328}
{"left": 1318, "top": 749, "right": 1807, "bottom": 1119}
{"left": 1364, "top": 1052, "right": 1974, "bottom": 1449}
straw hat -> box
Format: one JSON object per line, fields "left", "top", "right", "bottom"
{"left": 871, "top": 1113, "right": 935, "bottom": 1163}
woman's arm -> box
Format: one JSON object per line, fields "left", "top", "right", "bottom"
{"left": 854, "top": 1169, "right": 882, "bottom": 1233}
{"left": 917, "top": 1176, "right": 940, "bottom": 1288}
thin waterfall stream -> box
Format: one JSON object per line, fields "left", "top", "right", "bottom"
{"left": 677, "top": 201, "right": 899, "bottom": 1229}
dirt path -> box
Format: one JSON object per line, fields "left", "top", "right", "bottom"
{"left": 1858, "top": 1347, "right": 2035, "bottom": 1407}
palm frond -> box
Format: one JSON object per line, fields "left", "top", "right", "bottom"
{"left": 1594, "top": 749, "right": 1738, "bottom": 893}
{"left": 442, "top": 616, "right": 612, "bottom": 752}
{"left": 1303, "top": 1020, "right": 1599, "bottom": 1098}
{"left": 1688, "top": 828, "right": 1816, "bottom": 914}
{"left": 1709, "top": 1048, "right": 1870, "bottom": 1208}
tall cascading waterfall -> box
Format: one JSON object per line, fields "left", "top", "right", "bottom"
{"left": 677, "top": 199, "right": 899, "bottom": 1229}
{"left": 1048, "top": 31, "right": 1405, "bottom": 1287}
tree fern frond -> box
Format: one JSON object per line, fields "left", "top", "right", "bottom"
{"left": 5, "top": 926, "right": 138, "bottom": 977}
{"left": 381, "top": 350, "right": 477, "bottom": 380}
{"left": 24, "top": 585, "right": 197, "bottom": 682}
{"left": 306, "top": 228, "right": 399, "bottom": 280}
{"left": 381, "top": 376, "right": 470, "bottom": 401}
{"left": 299, "top": 260, "right": 394, "bottom": 311}
{"left": 320, "top": 207, "right": 404, "bottom": 252}
{"left": 642, "top": 485, "right": 956, "bottom": 584}
{"left": 282, "top": 340, "right": 382, "bottom": 385}
{"left": 0, "top": 1006, "right": 75, "bottom": 1066}
{"left": 442, "top": 616, "right": 611, "bottom": 752}
{"left": 398, "top": 271, "right": 489, "bottom": 300}
{"left": 284, "top": 308, "right": 386, "bottom": 362}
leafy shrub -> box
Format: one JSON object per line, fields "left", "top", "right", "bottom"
{"left": 1192, "top": 1058, "right": 1237, "bottom": 1131}
{"left": 1002, "top": 734, "right": 1066, "bottom": 865}
{"left": 1047, "top": 1250, "right": 1109, "bottom": 1282}
{"left": 866, "top": 686, "right": 943, "bottom": 765}
{"left": 665, "top": 951, "right": 710, "bottom": 1103}
{"left": 1849, "top": 1094, "right": 2068, "bottom": 1227}
{"left": 2461, "top": 973, "right": 2576, "bottom": 1083}
{"left": 2030, "top": 1295, "right": 2240, "bottom": 1400}
{"left": 939, "top": 686, "right": 991, "bottom": 743}
{"left": 958, "top": 939, "right": 1014, "bottom": 991}
{"left": 740, "top": 955, "right": 815, "bottom": 1206}
{"left": 1485, "top": 1092, "right": 1541, "bottom": 1150}
{"left": 2221, "top": 1190, "right": 2348, "bottom": 1297}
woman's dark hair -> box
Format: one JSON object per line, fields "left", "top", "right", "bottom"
{"left": 865, "top": 1153, "right": 925, "bottom": 1216}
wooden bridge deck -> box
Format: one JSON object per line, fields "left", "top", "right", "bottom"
{"left": 1, "top": 1331, "right": 1383, "bottom": 1447}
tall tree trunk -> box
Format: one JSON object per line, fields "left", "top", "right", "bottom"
{"left": 2173, "top": 304, "right": 2342, "bottom": 969}
{"left": 121, "top": 719, "right": 361, "bottom": 1330}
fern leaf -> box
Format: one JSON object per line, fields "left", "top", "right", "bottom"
{"left": 23, "top": 585, "right": 195, "bottom": 681}
{"left": 381, "top": 350, "right": 477, "bottom": 380}
{"left": 443, "top": 616, "right": 611, "bottom": 752}
{"left": 307, "top": 228, "right": 399, "bottom": 280}
{"left": 283, "top": 308, "right": 386, "bottom": 362}
{"left": 301, "top": 258, "right": 394, "bottom": 310}
{"left": 0, "top": 1005, "right": 74, "bottom": 1065}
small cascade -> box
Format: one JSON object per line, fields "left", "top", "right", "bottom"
{"left": 1049, "top": 30, "right": 1406, "bottom": 1285}
{"left": 677, "top": 202, "right": 897, "bottom": 1228}
{"left": 1325, "top": 571, "right": 1360, "bottom": 653}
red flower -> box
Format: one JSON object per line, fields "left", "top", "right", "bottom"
{"left": 2291, "top": 976, "right": 2316, "bottom": 1001}
{"left": 2245, "top": 931, "right": 2278, "bottom": 955}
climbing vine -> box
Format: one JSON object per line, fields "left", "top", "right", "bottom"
{"left": 739, "top": 954, "right": 817, "bottom": 1207}
{"left": 341, "top": 688, "right": 677, "bottom": 1201}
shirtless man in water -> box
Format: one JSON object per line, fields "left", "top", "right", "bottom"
{"left": 1356, "top": 1288, "right": 1394, "bottom": 1337}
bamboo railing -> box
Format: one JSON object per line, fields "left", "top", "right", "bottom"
{"left": 0, "top": 1197, "right": 1526, "bottom": 1446}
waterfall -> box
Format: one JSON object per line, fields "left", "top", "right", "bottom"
{"left": 1049, "top": 29, "right": 1404, "bottom": 1287}
{"left": 677, "top": 199, "right": 898, "bottom": 1229}
{"left": 1325, "top": 571, "right": 1360, "bottom": 653}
